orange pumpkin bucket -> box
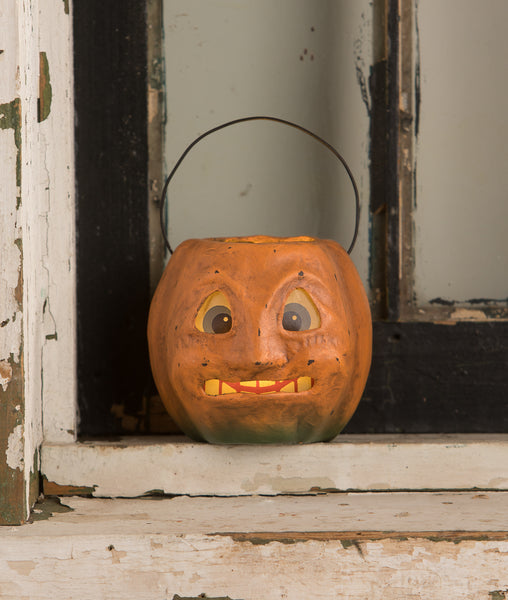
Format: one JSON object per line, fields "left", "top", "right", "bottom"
{"left": 148, "top": 117, "right": 372, "bottom": 443}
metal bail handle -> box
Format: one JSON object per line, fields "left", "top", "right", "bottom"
{"left": 160, "top": 116, "right": 360, "bottom": 255}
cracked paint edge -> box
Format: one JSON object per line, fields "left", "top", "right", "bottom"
{"left": 6, "top": 424, "right": 24, "bottom": 471}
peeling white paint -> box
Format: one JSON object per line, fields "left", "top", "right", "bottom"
{"left": 0, "top": 0, "right": 77, "bottom": 521}
{"left": 0, "top": 3, "right": 19, "bottom": 103}
{"left": 0, "top": 495, "right": 507, "bottom": 600}
{"left": 41, "top": 435, "right": 508, "bottom": 497}
{"left": 450, "top": 308, "right": 488, "bottom": 321}
{"left": 38, "top": 0, "right": 77, "bottom": 444}
{"left": 6, "top": 424, "right": 24, "bottom": 471}
{"left": 18, "top": 0, "right": 46, "bottom": 519}
{"left": 0, "top": 127, "right": 23, "bottom": 365}
{"left": 0, "top": 0, "right": 68, "bottom": 519}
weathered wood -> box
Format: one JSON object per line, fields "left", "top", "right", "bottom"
{"left": 0, "top": 0, "right": 38, "bottom": 526}
{"left": 146, "top": 0, "right": 165, "bottom": 294}
{"left": 0, "top": 0, "right": 74, "bottom": 524}
{"left": 38, "top": 0, "right": 77, "bottom": 444}
{"left": 226, "top": 530, "right": 508, "bottom": 543}
{"left": 0, "top": 2, "right": 25, "bottom": 527}
{"left": 41, "top": 434, "right": 508, "bottom": 497}
{"left": 25, "top": 493, "right": 508, "bottom": 535}
{"left": 0, "top": 494, "right": 507, "bottom": 599}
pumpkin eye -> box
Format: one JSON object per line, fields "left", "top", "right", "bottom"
{"left": 195, "top": 291, "right": 232, "bottom": 334}
{"left": 203, "top": 306, "right": 232, "bottom": 334}
{"left": 282, "top": 288, "right": 320, "bottom": 331}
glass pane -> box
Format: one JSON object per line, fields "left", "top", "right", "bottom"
{"left": 415, "top": 0, "right": 508, "bottom": 306}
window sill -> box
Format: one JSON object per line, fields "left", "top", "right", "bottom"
{"left": 41, "top": 433, "right": 508, "bottom": 497}
{"left": 2, "top": 493, "right": 508, "bottom": 598}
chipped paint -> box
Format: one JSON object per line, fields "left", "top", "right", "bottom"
{"left": 31, "top": 496, "right": 73, "bottom": 522}
{"left": 1, "top": 0, "right": 75, "bottom": 524}
{"left": 1, "top": 495, "right": 507, "bottom": 599}
{"left": 38, "top": 52, "right": 52, "bottom": 122}
{"left": 354, "top": 12, "right": 372, "bottom": 117}
{"left": 0, "top": 360, "right": 13, "bottom": 391}
{"left": 148, "top": 85, "right": 160, "bottom": 125}
{"left": 0, "top": 0, "right": 71, "bottom": 524}
{"left": 41, "top": 436, "right": 508, "bottom": 497}
{"left": 0, "top": 44, "right": 29, "bottom": 525}
{"left": 6, "top": 424, "right": 24, "bottom": 471}
{"left": 37, "top": 0, "right": 77, "bottom": 445}
{"left": 42, "top": 476, "right": 97, "bottom": 497}
{"left": 0, "top": 101, "right": 23, "bottom": 368}
{"left": 241, "top": 473, "right": 336, "bottom": 494}
{"left": 0, "top": 90, "right": 26, "bottom": 519}
{"left": 450, "top": 308, "right": 488, "bottom": 321}
{"left": 488, "top": 478, "right": 508, "bottom": 489}
{"left": 0, "top": 97, "right": 21, "bottom": 191}
{"left": 147, "top": 0, "right": 165, "bottom": 293}
{"left": 217, "top": 530, "right": 508, "bottom": 545}
{"left": 7, "top": 561, "right": 37, "bottom": 577}
{"left": 173, "top": 596, "right": 237, "bottom": 600}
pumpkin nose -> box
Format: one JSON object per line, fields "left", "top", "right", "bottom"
{"left": 244, "top": 329, "right": 288, "bottom": 372}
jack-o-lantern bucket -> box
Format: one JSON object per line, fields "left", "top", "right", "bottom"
{"left": 148, "top": 117, "right": 372, "bottom": 444}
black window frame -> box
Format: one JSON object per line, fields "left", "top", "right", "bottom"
{"left": 74, "top": 0, "right": 508, "bottom": 437}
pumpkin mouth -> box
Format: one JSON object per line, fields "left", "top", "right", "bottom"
{"left": 204, "top": 376, "right": 314, "bottom": 396}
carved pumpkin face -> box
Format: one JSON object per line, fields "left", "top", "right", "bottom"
{"left": 147, "top": 236, "right": 372, "bottom": 443}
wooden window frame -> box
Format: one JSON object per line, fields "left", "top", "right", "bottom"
{"left": 2, "top": 0, "right": 507, "bottom": 524}
{"left": 0, "top": 0, "right": 76, "bottom": 524}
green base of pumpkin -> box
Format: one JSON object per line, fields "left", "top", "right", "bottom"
{"left": 187, "top": 420, "right": 345, "bottom": 445}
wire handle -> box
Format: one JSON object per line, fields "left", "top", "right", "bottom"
{"left": 160, "top": 116, "right": 360, "bottom": 255}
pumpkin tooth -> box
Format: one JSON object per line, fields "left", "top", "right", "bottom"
{"left": 296, "top": 376, "right": 312, "bottom": 392}
{"left": 257, "top": 380, "right": 276, "bottom": 388}
{"left": 204, "top": 377, "right": 313, "bottom": 396}
{"left": 240, "top": 380, "right": 276, "bottom": 394}
{"left": 221, "top": 382, "right": 237, "bottom": 394}
{"left": 204, "top": 379, "right": 220, "bottom": 395}
{"left": 240, "top": 380, "right": 258, "bottom": 389}
{"left": 280, "top": 381, "right": 296, "bottom": 393}
{"left": 240, "top": 380, "right": 276, "bottom": 391}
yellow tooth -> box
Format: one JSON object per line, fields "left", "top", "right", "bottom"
{"left": 204, "top": 379, "right": 220, "bottom": 396}
{"left": 257, "top": 380, "right": 276, "bottom": 387}
{"left": 221, "top": 382, "right": 237, "bottom": 394}
{"left": 239, "top": 380, "right": 277, "bottom": 388}
{"left": 241, "top": 380, "right": 257, "bottom": 389}
{"left": 205, "top": 377, "right": 313, "bottom": 396}
{"left": 240, "top": 380, "right": 278, "bottom": 394}
{"left": 280, "top": 381, "right": 296, "bottom": 393}
{"left": 296, "top": 376, "right": 312, "bottom": 392}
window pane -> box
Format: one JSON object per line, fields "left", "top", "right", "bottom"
{"left": 414, "top": 0, "right": 508, "bottom": 305}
